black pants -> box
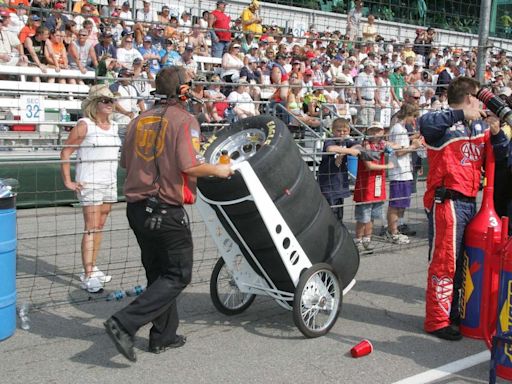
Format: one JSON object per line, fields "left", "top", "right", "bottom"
{"left": 326, "top": 196, "right": 345, "bottom": 223}
{"left": 113, "top": 202, "right": 193, "bottom": 347}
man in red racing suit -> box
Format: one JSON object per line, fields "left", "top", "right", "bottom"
{"left": 419, "top": 77, "right": 508, "bottom": 340}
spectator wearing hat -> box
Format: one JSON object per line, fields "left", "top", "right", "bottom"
{"left": 18, "top": 14, "right": 41, "bottom": 44}
{"left": 187, "top": 24, "right": 208, "bottom": 56}
{"left": 81, "top": 18, "right": 99, "bottom": 47}
{"left": 110, "top": 68, "right": 144, "bottom": 141}
{"left": 209, "top": 0, "right": 232, "bottom": 58}
{"left": 132, "top": 57, "right": 154, "bottom": 111}
{"left": 436, "top": 59, "right": 458, "bottom": 96}
{"left": 157, "top": 6, "right": 171, "bottom": 24}
{"left": 101, "top": 0, "right": 118, "bottom": 18}
{"left": 221, "top": 42, "right": 244, "bottom": 92}
{"left": 177, "top": 11, "right": 192, "bottom": 34}
{"left": 69, "top": 28, "right": 98, "bottom": 77}
{"left": 346, "top": 0, "right": 363, "bottom": 40}
{"left": 286, "top": 77, "right": 321, "bottom": 129}
{"left": 45, "top": 2, "right": 70, "bottom": 32}
{"left": 362, "top": 14, "right": 377, "bottom": 42}
{"left": 73, "top": 0, "right": 100, "bottom": 16}
{"left": 203, "top": 74, "right": 229, "bottom": 122}
{"left": 375, "top": 66, "right": 392, "bottom": 127}
{"left": 175, "top": 43, "right": 198, "bottom": 78}
{"left": 136, "top": 0, "right": 158, "bottom": 24}
{"left": 406, "top": 62, "right": 422, "bottom": 84}
{"left": 119, "top": 1, "right": 134, "bottom": 28}
{"left": 117, "top": 34, "right": 143, "bottom": 70}
{"left": 60, "top": 84, "right": 120, "bottom": 293}
{"left": 389, "top": 63, "right": 406, "bottom": 107}
{"left": 227, "top": 80, "right": 259, "bottom": 119}
{"left": 401, "top": 41, "right": 416, "bottom": 62}
{"left": 0, "top": 11, "right": 27, "bottom": 69}
{"left": 240, "top": 55, "right": 262, "bottom": 102}
{"left": 241, "top": 0, "right": 262, "bottom": 35}
{"left": 159, "top": 38, "right": 180, "bottom": 68}
{"left": 353, "top": 121, "right": 395, "bottom": 252}
{"left": 138, "top": 35, "right": 161, "bottom": 75}
{"left": 95, "top": 31, "right": 117, "bottom": 60}
{"left": 356, "top": 61, "right": 377, "bottom": 127}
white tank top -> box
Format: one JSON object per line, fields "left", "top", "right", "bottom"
{"left": 75, "top": 118, "right": 121, "bottom": 185}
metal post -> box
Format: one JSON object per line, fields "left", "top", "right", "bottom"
{"left": 476, "top": 0, "right": 492, "bottom": 84}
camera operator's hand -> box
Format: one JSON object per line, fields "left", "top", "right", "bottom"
{"left": 462, "top": 102, "right": 484, "bottom": 121}
{"left": 485, "top": 115, "right": 501, "bottom": 135}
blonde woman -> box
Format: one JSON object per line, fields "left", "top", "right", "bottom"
{"left": 61, "top": 85, "right": 121, "bottom": 293}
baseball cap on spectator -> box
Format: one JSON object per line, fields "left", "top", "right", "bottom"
{"left": 133, "top": 58, "right": 143, "bottom": 66}
{"left": 30, "top": 15, "right": 41, "bottom": 21}
{"left": 276, "top": 53, "right": 286, "bottom": 60}
{"left": 217, "top": 0, "right": 227, "bottom": 4}
{"left": 185, "top": 43, "right": 194, "bottom": 51}
{"left": 292, "top": 59, "right": 301, "bottom": 65}
{"left": 250, "top": 43, "right": 258, "bottom": 50}
{"left": 367, "top": 121, "right": 384, "bottom": 132}
{"left": 249, "top": 56, "right": 259, "bottom": 64}
{"left": 394, "top": 61, "right": 403, "bottom": 69}
{"left": 499, "top": 87, "right": 512, "bottom": 97}
{"left": 305, "top": 51, "right": 316, "bottom": 59}
{"left": 348, "top": 56, "right": 357, "bottom": 62}
{"left": 232, "top": 43, "right": 241, "bottom": 49}
{"left": 54, "top": 2, "right": 65, "bottom": 9}
{"left": 495, "top": 71, "right": 504, "bottom": 78}
{"left": 143, "top": 36, "right": 152, "bottom": 42}
{"left": 101, "top": 31, "right": 113, "bottom": 38}
{"left": 121, "top": 30, "right": 134, "bottom": 37}
{"left": 304, "top": 69, "right": 313, "bottom": 76}
{"left": 122, "top": 1, "right": 130, "bottom": 7}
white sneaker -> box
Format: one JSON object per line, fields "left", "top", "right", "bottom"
{"left": 362, "top": 239, "right": 375, "bottom": 251}
{"left": 355, "top": 241, "right": 365, "bottom": 253}
{"left": 79, "top": 266, "right": 112, "bottom": 284}
{"left": 386, "top": 231, "right": 410, "bottom": 245}
{"left": 80, "top": 276, "right": 103, "bottom": 293}
{"left": 93, "top": 266, "right": 112, "bottom": 283}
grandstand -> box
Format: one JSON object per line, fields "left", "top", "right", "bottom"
{"left": 0, "top": 0, "right": 511, "bottom": 308}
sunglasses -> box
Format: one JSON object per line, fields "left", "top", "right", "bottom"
{"left": 79, "top": 34, "right": 88, "bottom": 37}
{"left": 412, "top": 96, "right": 421, "bottom": 100}
{"left": 98, "top": 98, "right": 114, "bottom": 104}
{"left": 125, "top": 39, "right": 133, "bottom": 43}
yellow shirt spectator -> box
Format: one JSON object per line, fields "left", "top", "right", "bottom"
{"left": 241, "top": 1, "right": 262, "bottom": 35}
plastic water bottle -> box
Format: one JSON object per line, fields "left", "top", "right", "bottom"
{"left": 59, "top": 108, "right": 70, "bottom": 122}
{"left": 106, "top": 290, "right": 126, "bottom": 301}
{"left": 0, "top": 185, "right": 12, "bottom": 198}
{"left": 218, "top": 150, "right": 231, "bottom": 165}
{"left": 125, "top": 285, "right": 146, "bottom": 297}
{"left": 18, "top": 303, "right": 30, "bottom": 330}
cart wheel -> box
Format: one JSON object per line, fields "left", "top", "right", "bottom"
{"left": 293, "top": 263, "right": 342, "bottom": 338}
{"left": 210, "top": 257, "right": 256, "bottom": 315}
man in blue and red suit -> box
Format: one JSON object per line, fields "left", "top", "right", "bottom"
{"left": 419, "top": 77, "right": 508, "bottom": 340}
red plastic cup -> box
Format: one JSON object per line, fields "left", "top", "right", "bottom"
{"left": 350, "top": 339, "right": 373, "bottom": 358}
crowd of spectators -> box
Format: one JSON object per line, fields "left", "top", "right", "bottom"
{"left": 0, "top": 0, "right": 510, "bottom": 126}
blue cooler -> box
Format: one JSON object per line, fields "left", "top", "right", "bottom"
{"left": 0, "top": 195, "right": 16, "bottom": 340}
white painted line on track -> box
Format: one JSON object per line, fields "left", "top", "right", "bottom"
{"left": 391, "top": 350, "right": 490, "bottom": 384}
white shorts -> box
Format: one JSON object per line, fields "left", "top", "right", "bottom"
{"left": 77, "top": 182, "right": 117, "bottom": 206}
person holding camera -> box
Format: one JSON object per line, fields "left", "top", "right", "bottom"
{"left": 419, "top": 77, "right": 508, "bottom": 341}
{"left": 103, "top": 67, "right": 233, "bottom": 362}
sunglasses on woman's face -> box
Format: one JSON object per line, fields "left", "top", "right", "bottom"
{"left": 98, "top": 98, "right": 114, "bottom": 104}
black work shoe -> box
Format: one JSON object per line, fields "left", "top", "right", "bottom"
{"left": 149, "top": 335, "right": 187, "bottom": 354}
{"left": 398, "top": 224, "right": 416, "bottom": 236}
{"left": 428, "top": 325, "right": 463, "bottom": 341}
{"left": 104, "top": 317, "right": 136, "bottom": 362}
{"left": 450, "top": 316, "right": 461, "bottom": 326}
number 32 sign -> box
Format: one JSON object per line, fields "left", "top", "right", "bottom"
{"left": 20, "top": 95, "right": 45, "bottom": 122}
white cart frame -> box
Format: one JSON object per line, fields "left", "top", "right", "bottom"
{"left": 197, "top": 161, "right": 356, "bottom": 336}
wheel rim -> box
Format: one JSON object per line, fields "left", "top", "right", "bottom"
{"left": 209, "top": 129, "right": 266, "bottom": 164}
{"left": 299, "top": 270, "right": 340, "bottom": 333}
{"left": 216, "top": 262, "right": 254, "bottom": 311}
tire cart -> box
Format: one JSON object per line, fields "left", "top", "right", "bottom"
{"left": 197, "top": 116, "right": 359, "bottom": 338}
